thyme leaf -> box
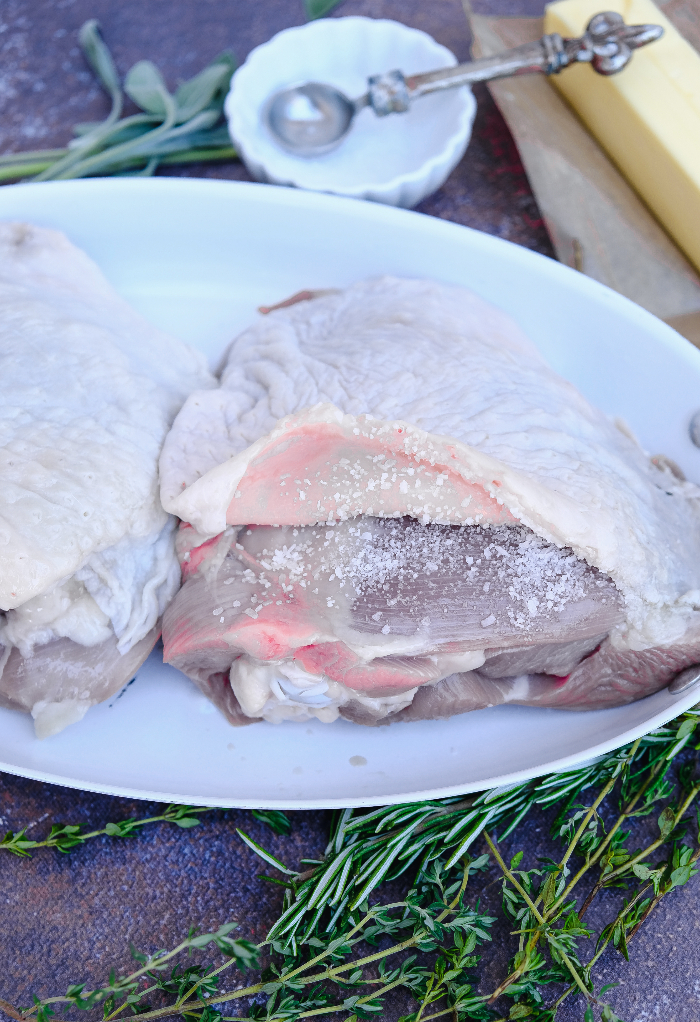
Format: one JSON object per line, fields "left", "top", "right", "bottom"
{"left": 4, "top": 707, "right": 700, "bottom": 1021}
{"left": 0, "top": 804, "right": 213, "bottom": 857}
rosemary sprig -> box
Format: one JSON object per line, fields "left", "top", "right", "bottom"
{"left": 241, "top": 737, "right": 645, "bottom": 949}
{"left": 0, "top": 21, "right": 238, "bottom": 184}
{"left": 7, "top": 706, "right": 700, "bottom": 1022}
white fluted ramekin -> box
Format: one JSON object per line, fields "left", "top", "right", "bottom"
{"left": 225, "top": 17, "right": 476, "bottom": 208}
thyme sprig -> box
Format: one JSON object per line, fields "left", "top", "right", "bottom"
{"left": 0, "top": 21, "right": 237, "bottom": 183}
{"left": 5, "top": 707, "right": 700, "bottom": 1022}
{"left": 0, "top": 804, "right": 293, "bottom": 859}
{"left": 0, "top": 803, "right": 211, "bottom": 857}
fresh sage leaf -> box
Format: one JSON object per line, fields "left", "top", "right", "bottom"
{"left": 305, "top": 0, "right": 344, "bottom": 18}
{"left": 72, "top": 122, "right": 103, "bottom": 136}
{"left": 124, "top": 60, "right": 172, "bottom": 116}
{"left": 174, "top": 54, "right": 236, "bottom": 123}
{"left": 79, "top": 20, "right": 121, "bottom": 98}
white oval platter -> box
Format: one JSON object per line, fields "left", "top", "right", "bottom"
{"left": 1, "top": 177, "right": 699, "bottom": 809}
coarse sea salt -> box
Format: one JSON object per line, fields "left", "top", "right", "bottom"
{"left": 239, "top": 517, "right": 615, "bottom": 634}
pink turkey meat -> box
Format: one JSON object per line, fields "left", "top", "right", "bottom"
{"left": 159, "top": 277, "right": 700, "bottom": 726}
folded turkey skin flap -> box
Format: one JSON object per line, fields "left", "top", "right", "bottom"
{"left": 159, "top": 277, "right": 700, "bottom": 722}
{"left": 0, "top": 222, "right": 216, "bottom": 735}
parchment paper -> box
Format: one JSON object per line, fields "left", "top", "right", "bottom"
{"left": 464, "top": 0, "right": 700, "bottom": 345}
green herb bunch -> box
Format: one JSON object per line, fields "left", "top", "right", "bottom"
{"left": 0, "top": 22, "right": 237, "bottom": 184}
{"left": 2, "top": 710, "right": 700, "bottom": 1022}
{"left": 0, "top": 0, "right": 350, "bottom": 185}
{"left": 304, "top": 0, "right": 345, "bottom": 18}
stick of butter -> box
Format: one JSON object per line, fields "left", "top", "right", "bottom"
{"left": 544, "top": 0, "right": 700, "bottom": 275}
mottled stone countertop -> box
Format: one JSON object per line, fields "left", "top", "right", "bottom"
{"left": 0, "top": 2, "right": 697, "bottom": 1020}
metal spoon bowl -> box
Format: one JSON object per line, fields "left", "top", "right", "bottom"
{"left": 265, "top": 83, "right": 358, "bottom": 157}
{"left": 264, "top": 12, "right": 663, "bottom": 158}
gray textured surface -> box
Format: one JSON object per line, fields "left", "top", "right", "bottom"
{"left": 0, "top": 1, "right": 697, "bottom": 1020}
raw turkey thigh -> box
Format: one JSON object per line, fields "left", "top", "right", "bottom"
{"left": 0, "top": 222, "right": 215, "bottom": 736}
{"left": 160, "top": 277, "right": 700, "bottom": 725}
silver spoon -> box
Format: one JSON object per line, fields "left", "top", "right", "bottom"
{"left": 265, "top": 11, "right": 663, "bottom": 157}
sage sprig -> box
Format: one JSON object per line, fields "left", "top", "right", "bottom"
{"left": 304, "top": 0, "right": 345, "bottom": 19}
{"left": 0, "top": 21, "right": 237, "bottom": 183}
{"left": 6, "top": 706, "right": 700, "bottom": 1022}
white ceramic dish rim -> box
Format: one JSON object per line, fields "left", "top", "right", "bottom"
{"left": 225, "top": 16, "right": 476, "bottom": 202}
{"left": 2, "top": 685, "right": 700, "bottom": 809}
{"left": 0, "top": 177, "right": 699, "bottom": 808}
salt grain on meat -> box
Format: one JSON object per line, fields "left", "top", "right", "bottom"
{"left": 159, "top": 277, "right": 700, "bottom": 725}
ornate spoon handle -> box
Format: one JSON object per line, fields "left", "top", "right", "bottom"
{"left": 365, "top": 12, "right": 663, "bottom": 115}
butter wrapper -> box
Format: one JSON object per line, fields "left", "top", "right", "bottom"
{"left": 465, "top": 0, "right": 700, "bottom": 345}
